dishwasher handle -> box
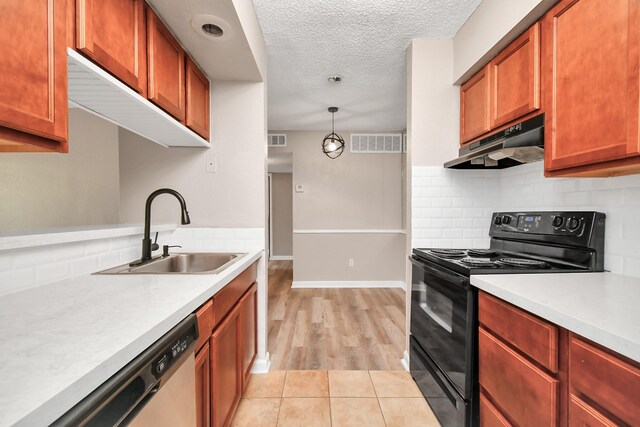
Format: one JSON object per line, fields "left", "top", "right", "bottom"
{"left": 52, "top": 314, "right": 198, "bottom": 427}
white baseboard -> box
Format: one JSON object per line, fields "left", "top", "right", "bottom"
{"left": 251, "top": 353, "right": 271, "bottom": 374}
{"left": 291, "top": 280, "right": 405, "bottom": 289}
{"left": 269, "top": 255, "right": 293, "bottom": 261}
{"left": 401, "top": 351, "right": 410, "bottom": 372}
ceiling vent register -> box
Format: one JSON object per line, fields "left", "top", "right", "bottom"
{"left": 351, "top": 134, "right": 403, "bottom": 153}
{"left": 268, "top": 134, "right": 286, "bottom": 147}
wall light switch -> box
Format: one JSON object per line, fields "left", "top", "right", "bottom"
{"left": 206, "top": 153, "right": 217, "bottom": 173}
{"left": 295, "top": 184, "right": 304, "bottom": 193}
{"left": 348, "top": 258, "right": 354, "bottom": 267}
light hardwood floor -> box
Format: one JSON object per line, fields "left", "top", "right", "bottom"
{"left": 267, "top": 261, "right": 406, "bottom": 370}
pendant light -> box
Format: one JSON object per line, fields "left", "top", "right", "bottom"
{"left": 322, "top": 107, "right": 345, "bottom": 159}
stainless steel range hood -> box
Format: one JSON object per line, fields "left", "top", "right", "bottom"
{"left": 444, "top": 114, "right": 544, "bottom": 169}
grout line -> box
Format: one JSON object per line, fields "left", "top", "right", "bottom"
{"left": 369, "top": 370, "right": 389, "bottom": 427}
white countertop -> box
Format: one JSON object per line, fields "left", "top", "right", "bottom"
{"left": 471, "top": 272, "right": 640, "bottom": 363}
{"left": 0, "top": 250, "right": 262, "bottom": 427}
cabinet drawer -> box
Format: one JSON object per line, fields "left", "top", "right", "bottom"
{"left": 568, "top": 395, "right": 616, "bottom": 427}
{"left": 569, "top": 335, "right": 640, "bottom": 426}
{"left": 479, "top": 291, "right": 558, "bottom": 372}
{"left": 480, "top": 393, "right": 512, "bottom": 427}
{"left": 479, "top": 328, "right": 558, "bottom": 427}
{"left": 195, "top": 299, "right": 214, "bottom": 351}
{"left": 213, "top": 262, "right": 257, "bottom": 327}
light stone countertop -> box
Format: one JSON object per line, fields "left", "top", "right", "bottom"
{"left": 0, "top": 250, "right": 262, "bottom": 427}
{"left": 471, "top": 272, "right": 640, "bottom": 363}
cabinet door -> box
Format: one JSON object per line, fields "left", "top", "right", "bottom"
{"left": 210, "top": 308, "right": 241, "bottom": 427}
{"left": 239, "top": 284, "right": 257, "bottom": 390}
{"left": 186, "top": 56, "right": 210, "bottom": 140}
{"left": 76, "top": 0, "right": 147, "bottom": 95}
{"left": 479, "top": 327, "right": 558, "bottom": 427}
{"left": 490, "top": 23, "right": 540, "bottom": 128}
{"left": 544, "top": 0, "right": 640, "bottom": 174}
{"left": 195, "top": 342, "right": 210, "bottom": 427}
{"left": 147, "top": 7, "right": 185, "bottom": 122}
{"left": 480, "top": 393, "right": 512, "bottom": 427}
{"left": 568, "top": 395, "right": 616, "bottom": 427}
{"left": 460, "top": 65, "right": 491, "bottom": 144}
{"left": 0, "top": 0, "right": 68, "bottom": 152}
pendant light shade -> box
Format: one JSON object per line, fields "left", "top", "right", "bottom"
{"left": 322, "top": 107, "right": 345, "bottom": 159}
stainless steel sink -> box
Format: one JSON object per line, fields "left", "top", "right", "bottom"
{"left": 95, "top": 252, "right": 245, "bottom": 275}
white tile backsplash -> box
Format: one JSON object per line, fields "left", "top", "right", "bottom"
{"left": 412, "top": 162, "right": 640, "bottom": 278}
{"left": 0, "top": 227, "right": 265, "bottom": 297}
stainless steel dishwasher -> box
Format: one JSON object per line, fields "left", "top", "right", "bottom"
{"left": 53, "top": 314, "right": 198, "bottom": 426}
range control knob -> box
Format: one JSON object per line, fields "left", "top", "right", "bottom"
{"left": 552, "top": 216, "right": 564, "bottom": 228}
{"left": 494, "top": 216, "right": 502, "bottom": 225}
{"left": 502, "top": 215, "right": 511, "bottom": 225}
{"left": 567, "top": 217, "right": 581, "bottom": 231}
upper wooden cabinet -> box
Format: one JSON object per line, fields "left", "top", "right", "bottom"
{"left": 543, "top": 0, "right": 640, "bottom": 176}
{"left": 460, "top": 65, "right": 491, "bottom": 144}
{"left": 0, "top": 0, "right": 68, "bottom": 152}
{"left": 186, "top": 56, "right": 211, "bottom": 140}
{"left": 147, "top": 7, "right": 185, "bottom": 122}
{"left": 489, "top": 23, "right": 540, "bottom": 129}
{"left": 76, "top": 0, "right": 147, "bottom": 96}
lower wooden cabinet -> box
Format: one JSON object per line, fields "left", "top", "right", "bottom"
{"left": 479, "top": 291, "right": 640, "bottom": 427}
{"left": 195, "top": 342, "right": 211, "bottom": 427}
{"left": 239, "top": 284, "right": 257, "bottom": 390}
{"left": 210, "top": 307, "right": 241, "bottom": 427}
{"left": 568, "top": 395, "right": 616, "bottom": 427}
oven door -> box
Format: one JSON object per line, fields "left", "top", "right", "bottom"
{"left": 410, "top": 256, "right": 475, "bottom": 399}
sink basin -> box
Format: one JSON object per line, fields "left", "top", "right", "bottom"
{"left": 96, "top": 252, "right": 245, "bottom": 275}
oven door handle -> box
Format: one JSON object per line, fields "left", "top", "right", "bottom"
{"left": 411, "top": 256, "right": 469, "bottom": 288}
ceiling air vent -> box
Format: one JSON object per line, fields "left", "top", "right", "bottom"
{"left": 268, "top": 134, "right": 286, "bottom": 147}
{"left": 351, "top": 134, "right": 403, "bottom": 153}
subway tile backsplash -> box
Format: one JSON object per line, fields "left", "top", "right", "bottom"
{"left": 0, "top": 228, "right": 265, "bottom": 297}
{"left": 412, "top": 162, "right": 640, "bottom": 278}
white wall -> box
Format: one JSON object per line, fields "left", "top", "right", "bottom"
{"left": 269, "top": 131, "right": 406, "bottom": 284}
{"left": 452, "top": 0, "right": 556, "bottom": 84}
{"left": 119, "top": 81, "right": 267, "bottom": 228}
{"left": 0, "top": 109, "right": 120, "bottom": 231}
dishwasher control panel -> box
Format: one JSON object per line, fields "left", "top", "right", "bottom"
{"left": 153, "top": 326, "right": 197, "bottom": 376}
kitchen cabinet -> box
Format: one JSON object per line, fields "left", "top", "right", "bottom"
{"left": 489, "top": 23, "right": 540, "bottom": 129}
{"left": 569, "top": 335, "right": 640, "bottom": 426}
{"left": 147, "top": 6, "right": 185, "bottom": 122}
{"left": 479, "top": 291, "right": 640, "bottom": 427}
{"left": 210, "top": 306, "right": 241, "bottom": 427}
{"left": 239, "top": 283, "right": 257, "bottom": 390}
{"left": 460, "top": 65, "right": 491, "bottom": 144}
{"left": 76, "top": 0, "right": 147, "bottom": 96}
{"left": 192, "top": 261, "right": 258, "bottom": 427}
{"left": 195, "top": 342, "right": 210, "bottom": 427}
{"left": 0, "top": 0, "right": 68, "bottom": 152}
{"left": 186, "top": 56, "right": 211, "bottom": 140}
{"left": 543, "top": 0, "right": 640, "bottom": 177}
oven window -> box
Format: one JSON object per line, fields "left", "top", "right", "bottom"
{"left": 420, "top": 284, "right": 453, "bottom": 334}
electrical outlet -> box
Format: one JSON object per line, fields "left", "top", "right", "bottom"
{"left": 348, "top": 258, "right": 354, "bottom": 267}
{"left": 206, "top": 153, "right": 217, "bottom": 173}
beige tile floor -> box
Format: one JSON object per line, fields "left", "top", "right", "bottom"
{"left": 231, "top": 370, "right": 441, "bottom": 427}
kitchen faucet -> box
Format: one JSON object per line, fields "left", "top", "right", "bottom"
{"left": 132, "top": 188, "right": 190, "bottom": 266}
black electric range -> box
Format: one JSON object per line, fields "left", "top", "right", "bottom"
{"left": 409, "top": 211, "right": 606, "bottom": 427}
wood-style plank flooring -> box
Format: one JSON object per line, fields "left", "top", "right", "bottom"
{"left": 267, "top": 261, "right": 406, "bottom": 370}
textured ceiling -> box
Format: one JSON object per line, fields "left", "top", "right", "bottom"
{"left": 253, "top": 0, "right": 481, "bottom": 131}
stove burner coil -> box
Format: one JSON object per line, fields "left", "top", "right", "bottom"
{"left": 466, "top": 249, "right": 497, "bottom": 257}
{"left": 459, "top": 258, "right": 497, "bottom": 267}
{"left": 429, "top": 249, "right": 466, "bottom": 258}
{"left": 497, "top": 258, "right": 549, "bottom": 268}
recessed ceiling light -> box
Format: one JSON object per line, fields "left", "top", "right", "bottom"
{"left": 201, "top": 23, "right": 223, "bottom": 37}
{"left": 191, "top": 15, "right": 232, "bottom": 41}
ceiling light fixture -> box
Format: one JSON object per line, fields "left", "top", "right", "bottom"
{"left": 322, "top": 107, "right": 345, "bottom": 159}
{"left": 201, "top": 23, "right": 223, "bottom": 37}
{"left": 327, "top": 75, "right": 342, "bottom": 83}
